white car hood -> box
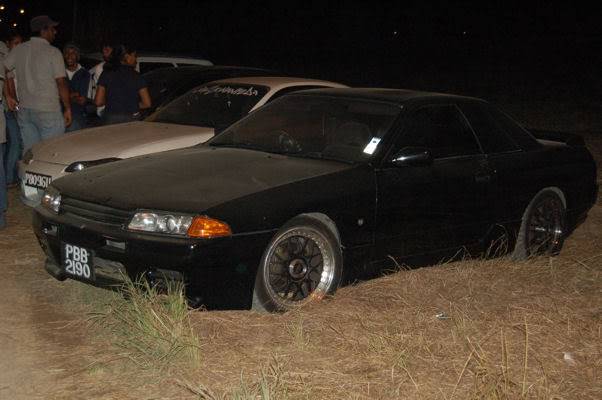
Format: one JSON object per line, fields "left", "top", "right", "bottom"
{"left": 32, "top": 121, "right": 214, "bottom": 165}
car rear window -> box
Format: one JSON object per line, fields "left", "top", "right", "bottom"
{"left": 488, "top": 106, "right": 541, "bottom": 151}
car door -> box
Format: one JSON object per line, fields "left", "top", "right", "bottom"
{"left": 458, "top": 102, "right": 537, "bottom": 226}
{"left": 374, "top": 103, "right": 494, "bottom": 262}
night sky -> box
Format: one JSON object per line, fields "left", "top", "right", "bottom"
{"left": 1, "top": 1, "right": 598, "bottom": 94}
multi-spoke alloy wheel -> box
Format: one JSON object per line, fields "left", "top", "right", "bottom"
{"left": 253, "top": 216, "right": 342, "bottom": 312}
{"left": 513, "top": 189, "right": 566, "bottom": 260}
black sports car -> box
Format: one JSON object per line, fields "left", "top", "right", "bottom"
{"left": 33, "top": 89, "right": 598, "bottom": 311}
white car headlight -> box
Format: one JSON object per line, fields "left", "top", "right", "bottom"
{"left": 128, "top": 212, "right": 194, "bottom": 235}
{"left": 41, "top": 186, "right": 61, "bottom": 213}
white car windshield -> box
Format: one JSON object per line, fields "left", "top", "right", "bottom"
{"left": 148, "top": 83, "right": 269, "bottom": 128}
{"left": 207, "top": 95, "right": 401, "bottom": 163}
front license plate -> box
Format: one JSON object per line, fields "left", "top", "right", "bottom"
{"left": 61, "top": 243, "right": 95, "bottom": 281}
{"left": 24, "top": 172, "right": 52, "bottom": 189}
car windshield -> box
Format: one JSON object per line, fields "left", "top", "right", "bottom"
{"left": 147, "top": 83, "right": 269, "bottom": 128}
{"left": 207, "top": 95, "right": 401, "bottom": 163}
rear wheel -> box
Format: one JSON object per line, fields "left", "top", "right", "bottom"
{"left": 512, "top": 189, "right": 566, "bottom": 260}
{"left": 252, "top": 216, "right": 342, "bottom": 312}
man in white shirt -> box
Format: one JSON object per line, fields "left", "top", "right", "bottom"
{"left": 89, "top": 43, "right": 113, "bottom": 117}
{"left": 3, "top": 15, "right": 72, "bottom": 153}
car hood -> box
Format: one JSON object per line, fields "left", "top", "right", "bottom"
{"left": 52, "top": 146, "right": 353, "bottom": 213}
{"left": 32, "top": 121, "right": 214, "bottom": 164}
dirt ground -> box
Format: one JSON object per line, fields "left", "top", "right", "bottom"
{"left": 0, "top": 133, "right": 601, "bottom": 398}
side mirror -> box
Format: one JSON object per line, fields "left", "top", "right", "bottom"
{"left": 390, "top": 147, "right": 432, "bottom": 167}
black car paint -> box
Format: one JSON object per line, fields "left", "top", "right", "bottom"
{"left": 34, "top": 89, "right": 598, "bottom": 308}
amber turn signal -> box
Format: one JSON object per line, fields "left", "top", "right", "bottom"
{"left": 187, "top": 216, "right": 232, "bottom": 238}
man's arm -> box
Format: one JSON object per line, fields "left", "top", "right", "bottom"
{"left": 138, "top": 87, "right": 151, "bottom": 110}
{"left": 56, "top": 77, "right": 72, "bottom": 127}
{"left": 3, "top": 75, "right": 18, "bottom": 111}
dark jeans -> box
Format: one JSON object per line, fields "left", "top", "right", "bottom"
{"left": 0, "top": 141, "right": 6, "bottom": 228}
{"left": 4, "top": 110, "right": 21, "bottom": 185}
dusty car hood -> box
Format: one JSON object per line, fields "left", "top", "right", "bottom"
{"left": 52, "top": 146, "right": 352, "bottom": 213}
{"left": 32, "top": 122, "right": 214, "bottom": 164}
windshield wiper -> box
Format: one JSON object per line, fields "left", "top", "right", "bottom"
{"left": 210, "top": 142, "right": 268, "bottom": 152}
{"left": 287, "top": 152, "right": 356, "bottom": 164}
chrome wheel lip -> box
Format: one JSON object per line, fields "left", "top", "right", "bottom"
{"left": 262, "top": 226, "right": 336, "bottom": 309}
{"left": 526, "top": 195, "right": 564, "bottom": 255}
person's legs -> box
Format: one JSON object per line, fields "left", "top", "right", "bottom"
{"left": 4, "top": 110, "right": 22, "bottom": 185}
{"left": 33, "top": 110, "right": 65, "bottom": 141}
{"left": 0, "top": 144, "right": 7, "bottom": 230}
{"left": 16, "top": 108, "right": 42, "bottom": 155}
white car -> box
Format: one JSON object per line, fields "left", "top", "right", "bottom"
{"left": 80, "top": 52, "right": 214, "bottom": 73}
{"left": 19, "top": 77, "right": 347, "bottom": 206}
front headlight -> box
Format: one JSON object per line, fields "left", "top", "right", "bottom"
{"left": 65, "top": 158, "right": 122, "bottom": 172}
{"left": 22, "top": 149, "right": 34, "bottom": 165}
{"left": 41, "top": 186, "right": 61, "bottom": 213}
{"left": 128, "top": 212, "right": 231, "bottom": 238}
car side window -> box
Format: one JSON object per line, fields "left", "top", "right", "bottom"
{"left": 460, "top": 103, "right": 520, "bottom": 154}
{"left": 139, "top": 62, "right": 175, "bottom": 74}
{"left": 400, "top": 104, "right": 481, "bottom": 159}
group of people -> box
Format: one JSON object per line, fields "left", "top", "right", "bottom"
{"left": 1, "top": 14, "right": 152, "bottom": 230}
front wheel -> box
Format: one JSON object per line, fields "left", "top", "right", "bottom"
{"left": 512, "top": 188, "right": 566, "bottom": 260}
{"left": 252, "top": 216, "right": 342, "bottom": 312}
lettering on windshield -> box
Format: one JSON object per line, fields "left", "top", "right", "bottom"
{"left": 194, "top": 85, "right": 259, "bottom": 97}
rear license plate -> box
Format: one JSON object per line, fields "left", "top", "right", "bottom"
{"left": 61, "top": 243, "right": 95, "bottom": 281}
{"left": 24, "top": 172, "right": 52, "bottom": 189}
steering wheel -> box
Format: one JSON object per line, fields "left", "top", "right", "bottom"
{"left": 276, "top": 130, "right": 302, "bottom": 153}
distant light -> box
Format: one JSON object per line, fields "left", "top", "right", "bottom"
{"left": 0, "top": 5, "right": 5, "bottom": 11}
{"left": 392, "top": 30, "right": 398, "bottom": 36}
{"left": 20, "top": 9, "right": 25, "bottom": 14}
{"left": 462, "top": 31, "right": 468, "bottom": 35}
{"left": 12, "top": 23, "right": 17, "bottom": 27}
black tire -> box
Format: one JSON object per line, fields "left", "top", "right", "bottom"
{"left": 252, "top": 216, "right": 343, "bottom": 312}
{"left": 511, "top": 188, "right": 566, "bottom": 260}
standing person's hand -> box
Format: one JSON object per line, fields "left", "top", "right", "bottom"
{"left": 64, "top": 108, "right": 72, "bottom": 127}
{"left": 6, "top": 96, "right": 19, "bottom": 111}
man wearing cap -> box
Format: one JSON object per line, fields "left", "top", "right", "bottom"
{"left": 3, "top": 15, "right": 72, "bottom": 154}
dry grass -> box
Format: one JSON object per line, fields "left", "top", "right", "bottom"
{"left": 81, "top": 249, "right": 600, "bottom": 399}
{"left": 89, "top": 277, "right": 202, "bottom": 372}
{"left": 181, "top": 254, "right": 600, "bottom": 399}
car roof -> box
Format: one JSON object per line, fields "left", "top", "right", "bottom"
{"left": 292, "top": 87, "right": 486, "bottom": 105}
{"left": 82, "top": 52, "right": 212, "bottom": 65}
{"left": 142, "top": 65, "right": 281, "bottom": 79}
{"left": 204, "top": 76, "right": 348, "bottom": 89}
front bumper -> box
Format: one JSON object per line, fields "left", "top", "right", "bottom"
{"left": 34, "top": 206, "right": 275, "bottom": 309}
